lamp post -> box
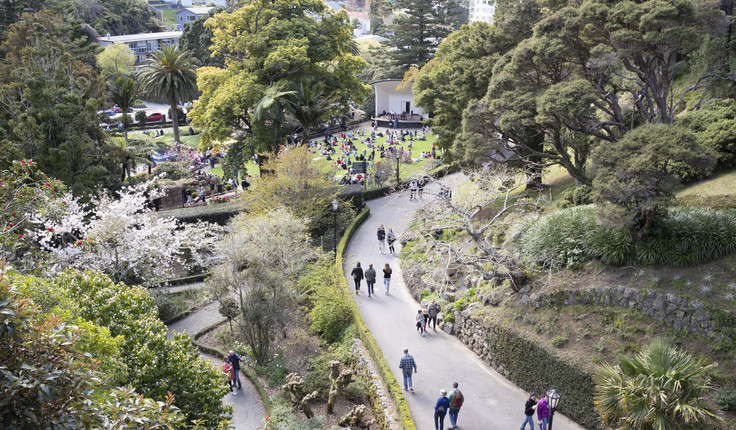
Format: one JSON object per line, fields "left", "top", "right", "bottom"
{"left": 547, "top": 388, "right": 562, "bottom": 430}
{"left": 395, "top": 152, "right": 400, "bottom": 185}
{"left": 332, "top": 199, "right": 339, "bottom": 254}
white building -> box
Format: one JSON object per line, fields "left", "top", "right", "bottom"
{"left": 176, "top": 7, "right": 213, "bottom": 30}
{"left": 180, "top": 0, "right": 227, "bottom": 6}
{"left": 469, "top": 0, "right": 496, "bottom": 24}
{"left": 98, "top": 31, "right": 183, "bottom": 64}
{"left": 371, "top": 79, "right": 427, "bottom": 129}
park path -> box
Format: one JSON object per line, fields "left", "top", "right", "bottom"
{"left": 343, "top": 175, "right": 586, "bottom": 430}
{"left": 166, "top": 298, "right": 266, "bottom": 430}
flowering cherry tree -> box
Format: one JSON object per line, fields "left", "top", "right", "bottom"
{"left": 38, "top": 180, "right": 221, "bottom": 285}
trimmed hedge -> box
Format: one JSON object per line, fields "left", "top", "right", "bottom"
{"left": 192, "top": 319, "right": 273, "bottom": 414}
{"left": 336, "top": 208, "right": 416, "bottom": 430}
{"left": 149, "top": 272, "right": 210, "bottom": 288}
{"left": 157, "top": 201, "right": 245, "bottom": 225}
{"left": 467, "top": 312, "right": 602, "bottom": 429}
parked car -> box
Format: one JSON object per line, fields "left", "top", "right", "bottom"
{"left": 147, "top": 112, "right": 163, "bottom": 122}
{"left": 97, "top": 109, "right": 115, "bottom": 117}
{"left": 111, "top": 106, "right": 133, "bottom": 114}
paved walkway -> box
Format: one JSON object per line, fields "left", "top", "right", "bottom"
{"left": 166, "top": 298, "right": 266, "bottom": 430}
{"left": 343, "top": 176, "right": 586, "bottom": 430}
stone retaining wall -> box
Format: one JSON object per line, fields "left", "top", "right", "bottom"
{"left": 524, "top": 287, "right": 730, "bottom": 340}
{"left": 351, "top": 338, "right": 402, "bottom": 430}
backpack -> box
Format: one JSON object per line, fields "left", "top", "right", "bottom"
{"left": 451, "top": 389, "right": 464, "bottom": 408}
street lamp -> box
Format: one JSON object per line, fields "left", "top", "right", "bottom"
{"left": 547, "top": 389, "right": 562, "bottom": 430}
{"left": 395, "top": 152, "right": 400, "bottom": 185}
{"left": 332, "top": 199, "right": 339, "bottom": 254}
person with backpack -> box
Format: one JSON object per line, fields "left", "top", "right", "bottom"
{"left": 351, "top": 262, "right": 364, "bottom": 295}
{"left": 447, "top": 382, "right": 464, "bottom": 429}
{"left": 434, "top": 389, "right": 450, "bottom": 430}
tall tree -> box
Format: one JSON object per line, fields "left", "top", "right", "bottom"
{"left": 106, "top": 75, "right": 142, "bottom": 144}
{"left": 253, "top": 86, "right": 296, "bottom": 153}
{"left": 190, "top": 0, "right": 369, "bottom": 161}
{"left": 289, "top": 77, "right": 338, "bottom": 144}
{"left": 383, "top": 0, "right": 461, "bottom": 71}
{"left": 179, "top": 7, "right": 225, "bottom": 68}
{"left": 594, "top": 338, "right": 721, "bottom": 430}
{"left": 139, "top": 45, "right": 198, "bottom": 145}
{"left": 97, "top": 43, "right": 136, "bottom": 79}
{"left": 0, "top": 11, "right": 119, "bottom": 195}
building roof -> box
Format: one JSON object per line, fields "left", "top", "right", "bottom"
{"left": 99, "top": 31, "right": 183, "bottom": 44}
{"left": 326, "top": 2, "right": 344, "bottom": 11}
{"left": 179, "top": 7, "right": 213, "bottom": 15}
{"left": 370, "top": 79, "right": 414, "bottom": 92}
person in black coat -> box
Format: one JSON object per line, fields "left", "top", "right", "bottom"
{"left": 351, "top": 262, "right": 364, "bottom": 295}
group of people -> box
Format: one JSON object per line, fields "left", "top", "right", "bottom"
{"left": 220, "top": 350, "right": 244, "bottom": 395}
{"left": 350, "top": 261, "right": 393, "bottom": 296}
{"left": 521, "top": 391, "right": 552, "bottom": 430}
{"left": 415, "top": 299, "right": 441, "bottom": 336}
{"left": 409, "top": 179, "right": 425, "bottom": 200}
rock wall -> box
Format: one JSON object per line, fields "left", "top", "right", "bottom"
{"left": 351, "top": 338, "right": 402, "bottom": 430}
{"left": 525, "top": 287, "right": 731, "bottom": 340}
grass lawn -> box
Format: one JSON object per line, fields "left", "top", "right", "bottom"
{"left": 128, "top": 127, "right": 201, "bottom": 149}
{"left": 161, "top": 9, "right": 178, "bottom": 28}
{"left": 312, "top": 129, "right": 440, "bottom": 185}
{"left": 677, "top": 168, "right": 736, "bottom": 197}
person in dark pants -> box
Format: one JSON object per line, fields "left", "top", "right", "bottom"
{"left": 351, "top": 262, "right": 364, "bottom": 295}
{"left": 228, "top": 350, "right": 243, "bottom": 390}
{"left": 427, "top": 300, "right": 440, "bottom": 332}
{"left": 434, "top": 389, "right": 450, "bottom": 430}
{"left": 521, "top": 392, "right": 538, "bottom": 430}
{"left": 364, "top": 263, "right": 376, "bottom": 297}
{"left": 447, "top": 382, "right": 464, "bottom": 429}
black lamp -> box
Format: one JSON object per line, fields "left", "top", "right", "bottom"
{"left": 332, "top": 199, "right": 339, "bottom": 254}
{"left": 547, "top": 388, "right": 562, "bottom": 430}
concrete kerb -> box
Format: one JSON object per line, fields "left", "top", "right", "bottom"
{"left": 335, "top": 207, "right": 416, "bottom": 430}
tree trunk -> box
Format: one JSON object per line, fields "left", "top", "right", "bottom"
{"left": 170, "top": 90, "right": 180, "bottom": 144}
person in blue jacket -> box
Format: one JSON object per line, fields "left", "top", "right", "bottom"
{"left": 434, "top": 389, "right": 450, "bottom": 430}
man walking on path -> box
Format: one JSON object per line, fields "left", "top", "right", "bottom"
{"left": 365, "top": 263, "right": 377, "bottom": 297}
{"left": 447, "top": 382, "right": 464, "bottom": 429}
{"left": 521, "top": 392, "right": 538, "bottom": 430}
{"left": 399, "top": 348, "right": 417, "bottom": 392}
{"left": 351, "top": 262, "right": 364, "bottom": 295}
{"left": 427, "top": 300, "right": 440, "bottom": 332}
{"left": 377, "top": 225, "right": 386, "bottom": 253}
{"left": 228, "top": 350, "right": 243, "bottom": 390}
{"left": 537, "top": 393, "right": 551, "bottom": 430}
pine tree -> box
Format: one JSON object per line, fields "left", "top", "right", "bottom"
{"left": 384, "top": 0, "right": 461, "bottom": 71}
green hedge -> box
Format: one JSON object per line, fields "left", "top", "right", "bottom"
{"left": 335, "top": 208, "right": 416, "bottom": 430}
{"left": 149, "top": 272, "right": 210, "bottom": 288}
{"left": 158, "top": 201, "right": 245, "bottom": 225}
{"left": 474, "top": 313, "right": 602, "bottom": 429}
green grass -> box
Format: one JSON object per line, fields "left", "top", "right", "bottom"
{"left": 128, "top": 127, "right": 201, "bottom": 149}
{"left": 677, "top": 168, "right": 736, "bottom": 198}
{"left": 161, "top": 9, "right": 179, "bottom": 28}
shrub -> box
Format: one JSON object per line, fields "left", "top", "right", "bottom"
{"left": 134, "top": 110, "right": 147, "bottom": 125}
{"left": 454, "top": 298, "right": 466, "bottom": 312}
{"left": 444, "top": 311, "right": 455, "bottom": 323}
{"left": 225, "top": 184, "right": 232, "bottom": 191}
{"left": 552, "top": 334, "right": 569, "bottom": 348}
{"left": 153, "top": 162, "right": 192, "bottom": 180}
{"left": 715, "top": 383, "right": 736, "bottom": 412}
{"left": 151, "top": 289, "right": 178, "bottom": 322}
{"left": 558, "top": 185, "right": 593, "bottom": 209}
{"left": 344, "top": 378, "right": 368, "bottom": 402}
{"left": 513, "top": 205, "right": 736, "bottom": 268}
{"left": 300, "top": 254, "right": 353, "bottom": 343}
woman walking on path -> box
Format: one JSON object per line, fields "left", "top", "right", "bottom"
{"left": 221, "top": 356, "right": 235, "bottom": 395}
{"left": 416, "top": 309, "right": 425, "bottom": 336}
{"left": 387, "top": 228, "right": 397, "bottom": 254}
{"left": 351, "top": 262, "right": 364, "bottom": 295}
{"left": 377, "top": 225, "right": 387, "bottom": 254}
{"left": 383, "top": 263, "right": 392, "bottom": 295}
{"left": 434, "top": 390, "right": 450, "bottom": 430}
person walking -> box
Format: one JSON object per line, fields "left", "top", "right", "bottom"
{"left": 377, "top": 225, "right": 387, "bottom": 254}
{"left": 383, "top": 263, "right": 392, "bottom": 295}
{"left": 418, "top": 178, "right": 425, "bottom": 199}
{"left": 351, "top": 262, "right": 364, "bottom": 295}
{"left": 537, "top": 392, "right": 550, "bottom": 430}
{"left": 416, "top": 309, "right": 425, "bottom": 336}
{"left": 427, "top": 300, "right": 441, "bottom": 332}
{"left": 434, "top": 389, "right": 450, "bottom": 430}
{"left": 228, "top": 350, "right": 243, "bottom": 391}
{"left": 409, "top": 180, "right": 418, "bottom": 200}
{"left": 387, "top": 228, "right": 397, "bottom": 254}
{"left": 521, "top": 392, "right": 538, "bottom": 430}
{"left": 398, "top": 348, "right": 417, "bottom": 392}
{"left": 447, "top": 382, "right": 464, "bottom": 429}
{"left": 221, "top": 356, "right": 236, "bottom": 395}
{"left": 365, "top": 263, "right": 377, "bottom": 297}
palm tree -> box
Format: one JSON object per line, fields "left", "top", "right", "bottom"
{"left": 139, "top": 45, "right": 198, "bottom": 144}
{"left": 254, "top": 87, "right": 296, "bottom": 153}
{"left": 107, "top": 75, "right": 143, "bottom": 144}
{"left": 594, "top": 338, "right": 721, "bottom": 430}
{"left": 290, "top": 77, "right": 338, "bottom": 144}
{"left": 110, "top": 136, "right": 166, "bottom": 180}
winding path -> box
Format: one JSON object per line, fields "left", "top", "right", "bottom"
{"left": 166, "top": 300, "right": 266, "bottom": 430}
{"left": 342, "top": 176, "right": 586, "bottom": 430}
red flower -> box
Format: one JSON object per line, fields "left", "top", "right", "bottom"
{"left": 17, "top": 234, "right": 22, "bottom": 239}
{"left": 77, "top": 241, "right": 83, "bottom": 245}
{"left": 11, "top": 212, "right": 16, "bottom": 216}
{"left": 48, "top": 227, "right": 54, "bottom": 232}
{"left": 45, "top": 182, "right": 50, "bottom": 187}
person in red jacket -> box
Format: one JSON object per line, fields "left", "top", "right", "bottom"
{"left": 221, "top": 356, "right": 235, "bottom": 395}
